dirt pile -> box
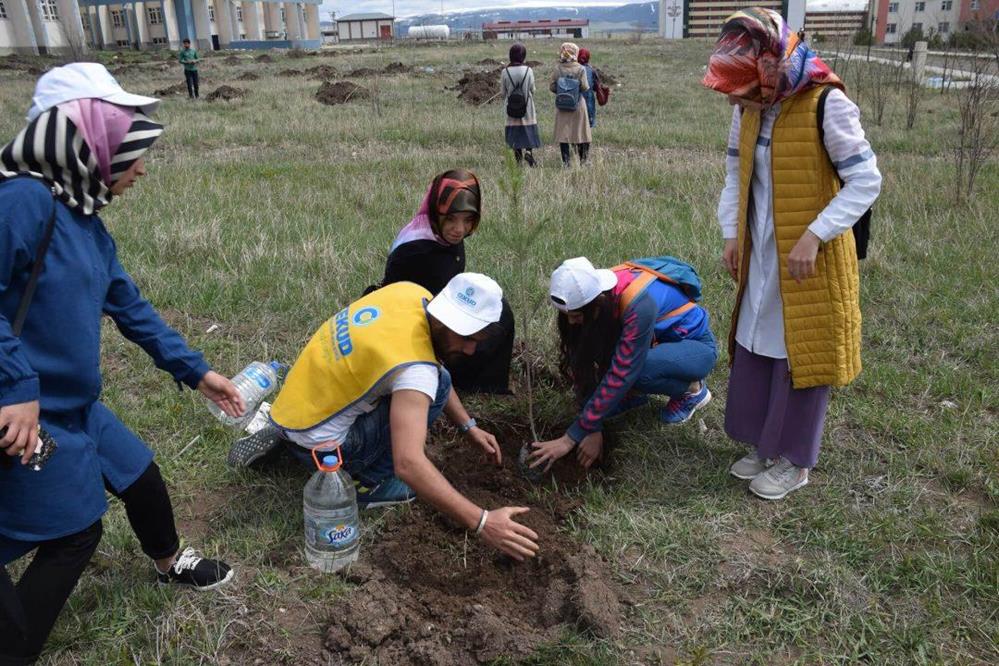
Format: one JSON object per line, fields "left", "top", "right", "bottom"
{"left": 153, "top": 83, "right": 188, "bottom": 97}
{"left": 595, "top": 67, "right": 618, "bottom": 86}
{"left": 315, "top": 80, "right": 370, "bottom": 105}
{"left": 382, "top": 61, "right": 412, "bottom": 75}
{"left": 205, "top": 85, "right": 247, "bottom": 101}
{"left": 223, "top": 55, "right": 241, "bottom": 65}
{"left": 453, "top": 68, "right": 502, "bottom": 105}
{"left": 347, "top": 67, "right": 378, "bottom": 78}
{"left": 526, "top": 60, "right": 543, "bottom": 68}
{"left": 255, "top": 53, "right": 274, "bottom": 63}
{"left": 323, "top": 425, "right": 625, "bottom": 664}
{"left": 477, "top": 57, "right": 502, "bottom": 66}
{"left": 235, "top": 71, "right": 259, "bottom": 81}
{"left": 305, "top": 64, "right": 338, "bottom": 80}
{"left": 279, "top": 68, "right": 304, "bottom": 77}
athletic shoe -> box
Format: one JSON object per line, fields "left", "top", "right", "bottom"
{"left": 227, "top": 424, "right": 283, "bottom": 468}
{"left": 355, "top": 476, "right": 416, "bottom": 509}
{"left": 660, "top": 384, "right": 712, "bottom": 425}
{"left": 749, "top": 457, "right": 809, "bottom": 500}
{"left": 729, "top": 451, "right": 773, "bottom": 480}
{"left": 157, "top": 547, "right": 234, "bottom": 591}
{"left": 606, "top": 393, "right": 650, "bottom": 420}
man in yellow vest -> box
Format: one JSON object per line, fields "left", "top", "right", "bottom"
{"left": 228, "top": 273, "right": 540, "bottom": 561}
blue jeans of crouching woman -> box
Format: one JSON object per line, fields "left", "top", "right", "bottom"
{"left": 287, "top": 368, "right": 452, "bottom": 484}
{"left": 634, "top": 329, "right": 719, "bottom": 399}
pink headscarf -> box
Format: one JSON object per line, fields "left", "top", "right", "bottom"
{"left": 390, "top": 184, "right": 443, "bottom": 251}
{"left": 59, "top": 99, "right": 135, "bottom": 185}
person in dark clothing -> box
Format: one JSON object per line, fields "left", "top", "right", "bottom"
{"left": 367, "top": 170, "right": 514, "bottom": 393}
{"left": 179, "top": 39, "right": 200, "bottom": 99}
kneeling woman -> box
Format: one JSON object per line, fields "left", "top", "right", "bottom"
{"left": 529, "top": 257, "right": 717, "bottom": 472}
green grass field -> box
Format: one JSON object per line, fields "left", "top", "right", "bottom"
{"left": 1, "top": 39, "right": 996, "bottom": 665}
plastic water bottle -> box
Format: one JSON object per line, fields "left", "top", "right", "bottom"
{"left": 303, "top": 453, "right": 361, "bottom": 573}
{"left": 207, "top": 361, "right": 282, "bottom": 428}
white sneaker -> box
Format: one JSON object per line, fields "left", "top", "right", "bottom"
{"left": 749, "top": 457, "right": 809, "bottom": 500}
{"left": 729, "top": 451, "right": 772, "bottom": 480}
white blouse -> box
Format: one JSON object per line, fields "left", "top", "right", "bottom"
{"left": 716, "top": 89, "right": 882, "bottom": 359}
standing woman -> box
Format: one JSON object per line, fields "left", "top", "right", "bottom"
{"left": 704, "top": 8, "right": 881, "bottom": 499}
{"left": 368, "top": 170, "right": 515, "bottom": 394}
{"left": 0, "top": 63, "right": 244, "bottom": 661}
{"left": 578, "top": 48, "right": 598, "bottom": 129}
{"left": 501, "top": 43, "right": 541, "bottom": 167}
{"left": 550, "top": 42, "right": 591, "bottom": 167}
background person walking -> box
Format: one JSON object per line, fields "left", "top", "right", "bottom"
{"left": 179, "top": 39, "right": 200, "bottom": 100}
{"left": 501, "top": 43, "right": 541, "bottom": 167}
{"left": 578, "top": 48, "right": 599, "bottom": 129}
{"left": 550, "top": 42, "right": 591, "bottom": 167}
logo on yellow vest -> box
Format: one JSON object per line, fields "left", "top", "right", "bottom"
{"left": 352, "top": 306, "right": 380, "bottom": 327}
{"left": 333, "top": 306, "right": 382, "bottom": 360}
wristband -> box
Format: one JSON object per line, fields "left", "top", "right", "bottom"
{"left": 474, "top": 509, "right": 488, "bottom": 535}
{"left": 459, "top": 418, "right": 477, "bottom": 434}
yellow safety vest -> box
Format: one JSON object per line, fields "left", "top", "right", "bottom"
{"left": 271, "top": 282, "right": 439, "bottom": 431}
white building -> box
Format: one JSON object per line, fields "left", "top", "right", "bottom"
{"left": 336, "top": 11, "right": 394, "bottom": 40}
{"left": 0, "top": 0, "right": 86, "bottom": 54}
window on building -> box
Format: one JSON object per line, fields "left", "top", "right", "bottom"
{"left": 81, "top": 12, "right": 91, "bottom": 29}
{"left": 152, "top": 36, "right": 168, "bottom": 44}
{"left": 236, "top": 6, "right": 242, "bottom": 21}
{"left": 888, "top": 2, "right": 898, "bottom": 12}
{"left": 240, "top": 33, "right": 246, "bottom": 39}
{"left": 280, "top": 8, "right": 286, "bottom": 22}
{"left": 940, "top": 0, "right": 952, "bottom": 9}
{"left": 912, "top": 21, "right": 923, "bottom": 31}
{"left": 970, "top": 0, "right": 979, "bottom": 8}
{"left": 116, "top": 39, "right": 129, "bottom": 47}
{"left": 41, "top": 0, "right": 59, "bottom": 21}
{"left": 208, "top": 5, "right": 215, "bottom": 21}
{"left": 111, "top": 10, "right": 123, "bottom": 28}
{"left": 147, "top": 6, "right": 163, "bottom": 24}
{"left": 0, "top": 1, "right": 7, "bottom": 20}
{"left": 886, "top": 23, "right": 897, "bottom": 34}
{"left": 915, "top": 1, "right": 925, "bottom": 9}
{"left": 938, "top": 21, "right": 950, "bottom": 32}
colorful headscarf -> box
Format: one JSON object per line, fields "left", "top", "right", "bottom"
{"left": 0, "top": 99, "right": 162, "bottom": 215}
{"left": 509, "top": 43, "right": 527, "bottom": 66}
{"left": 702, "top": 8, "right": 842, "bottom": 107}
{"left": 390, "top": 171, "right": 481, "bottom": 252}
{"left": 559, "top": 42, "right": 579, "bottom": 63}
{"left": 577, "top": 48, "right": 591, "bottom": 65}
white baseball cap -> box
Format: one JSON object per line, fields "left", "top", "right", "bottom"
{"left": 427, "top": 273, "right": 503, "bottom": 336}
{"left": 549, "top": 257, "right": 617, "bottom": 313}
{"left": 26, "top": 62, "right": 160, "bottom": 122}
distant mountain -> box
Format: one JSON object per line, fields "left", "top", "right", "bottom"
{"left": 397, "top": 2, "right": 660, "bottom": 34}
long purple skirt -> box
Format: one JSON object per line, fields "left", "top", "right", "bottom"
{"left": 724, "top": 344, "right": 831, "bottom": 468}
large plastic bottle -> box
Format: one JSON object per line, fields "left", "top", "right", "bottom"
{"left": 207, "top": 360, "right": 282, "bottom": 428}
{"left": 303, "top": 452, "right": 360, "bottom": 573}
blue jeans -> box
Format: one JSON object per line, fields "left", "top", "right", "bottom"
{"left": 634, "top": 330, "right": 718, "bottom": 399}
{"left": 288, "top": 368, "right": 452, "bottom": 485}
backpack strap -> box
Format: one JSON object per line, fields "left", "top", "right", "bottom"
{"left": 613, "top": 262, "right": 696, "bottom": 321}
{"left": 506, "top": 67, "right": 525, "bottom": 93}
{"left": 12, "top": 191, "right": 58, "bottom": 337}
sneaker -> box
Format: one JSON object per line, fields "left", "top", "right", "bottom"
{"left": 355, "top": 476, "right": 416, "bottom": 509}
{"left": 524, "top": 152, "right": 537, "bottom": 168}
{"left": 660, "top": 384, "right": 712, "bottom": 425}
{"left": 749, "top": 457, "right": 809, "bottom": 500}
{"left": 729, "top": 451, "right": 773, "bottom": 480}
{"left": 227, "top": 425, "right": 283, "bottom": 468}
{"left": 606, "top": 393, "right": 650, "bottom": 420}
{"left": 157, "top": 547, "right": 234, "bottom": 591}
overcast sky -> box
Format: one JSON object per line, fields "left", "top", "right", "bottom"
{"left": 321, "top": 1, "right": 631, "bottom": 20}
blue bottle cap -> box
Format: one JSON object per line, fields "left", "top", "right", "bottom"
{"left": 322, "top": 455, "right": 338, "bottom": 466}
{"left": 270, "top": 360, "right": 287, "bottom": 372}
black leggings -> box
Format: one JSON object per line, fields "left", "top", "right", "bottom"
{"left": 0, "top": 521, "right": 102, "bottom": 664}
{"left": 513, "top": 148, "right": 536, "bottom": 166}
{"left": 560, "top": 142, "right": 590, "bottom": 165}
{"left": 105, "top": 462, "right": 179, "bottom": 561}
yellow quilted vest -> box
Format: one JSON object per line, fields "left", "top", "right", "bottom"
{"left": 732, "top": 85, "right": 862, "bottom": 388}
{"left": 270, "top": 282, "right": 439, "bottom": 431}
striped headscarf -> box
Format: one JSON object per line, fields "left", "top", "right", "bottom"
{"left": 0, "top": 99, "right": 162, "bottom": 215}
{"left": 559, "top": 42, "right": 579, "bottom": 63}
{"left": 702, "top": 7, "right": 842, "bottom": 107}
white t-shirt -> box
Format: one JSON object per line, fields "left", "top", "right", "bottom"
{"left": 283, "top": 364, "right": 440, "bottom": 447}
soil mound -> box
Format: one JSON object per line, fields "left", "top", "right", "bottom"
{"left": 526, "top": 60, "right": 543, "bottom": 68}
{"left": 323, "top": 425, "right": 624, "bottom": 664}
{"left": 205, "top": 85, "right": 247, "bottom": 102}
{"left": 347, "top": 67, "right": 378, "bottom": 78}
{"left": 453, "top": 68, "right": 502, "bottom": 105}
{"left": 255, "top": 54, "right": 274, "bottom": 63}
{"left": 477, "top": 57, "right": 502, "bottom": 66}
{"left": 305, "top": 64, "right": 338, "bottom": 80}
{"left": 235, "top": 71, "right": 259, "bottom": 81}
{"left": 153, "top": 83, "right": 188, "bottom": 97}
{"left": 279, "top": 68, "right": 304, "bottom": 77}
{"left": 382, "top": 61, "right": 412, "bottom": 75}
{"left": 224, "top": 55, "right": 241, "bottom": 65}
{"left": 594, "top": 67, "right": 618, "bottom": 86}
{"left": 315, "top": 80, "right": 370, "bottom": 105}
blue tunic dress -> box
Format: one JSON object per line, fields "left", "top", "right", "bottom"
{"left": 581, "top": 64, "right": 597, "bottom": 129}
{"left": 0, "top": 177, "right": 209, "bottom": 561}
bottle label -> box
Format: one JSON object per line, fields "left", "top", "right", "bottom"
{"left": 306, "top": 517, "right": 359, "bottom": 551}
{"left": 245, "top": 366, "right": 272, "bottom": 390}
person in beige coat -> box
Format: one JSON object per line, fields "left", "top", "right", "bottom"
{"left": 549, "top": 42, "right": 591, "bottom": 166}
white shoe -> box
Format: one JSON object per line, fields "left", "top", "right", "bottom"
{"left": 749, "top": 457, "right": 809, "bottom": 500}
{"left": 729, "top": 451, "right": 772, "bottom": 480}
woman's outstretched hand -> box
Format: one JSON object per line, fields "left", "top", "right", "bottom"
{"left": 528, "top": 434, "right": 575, "bottom": 473}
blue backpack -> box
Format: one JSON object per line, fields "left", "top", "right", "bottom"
{"left": 613, "top": 256, "right": 703, "bottom": 319}
{"left": 555, "top": 76, "right": 581, "bottom": 111}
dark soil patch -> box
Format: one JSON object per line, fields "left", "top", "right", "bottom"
{"left": 526, "top": 60, "right": 543, "bottom": 68}
{"left": 452, "top": 68, "right": 502, "bottom": 105}
{"left": 223, "top": 55, "right": 241, "bottom": 65}
{"left": 382, "top": 61, "right": 412, "bottom": 75}
{"left": 205, "top": 85, "right": 248, "bottom": 102}
{"left": 315, "top": 80, "right": 370, "bottom": 105}
{"left": 347, "top": 67, "right": 378, "bottom": 78}
{"left": 594, "top": 67, "right": 618, "bottom": 86}
{"left": 255, "top": 53, "right": 274, "bottom": 63}
{"left": 477, "top": 57, "right": 502, "bottom": 66}
{"left": 279, "top": 68, "right": 303, "bottom": 77}
{"left": 304, "top": 64, "right": 338, "bottom": 80}
{"left": 235, "top": 71, "right": 259, "bottom": 81}
{"left": 323, "top": 423, "right": 625, "bottom": 664}
{"left": 153, "top": 82, "right": 189, "bottom": 97}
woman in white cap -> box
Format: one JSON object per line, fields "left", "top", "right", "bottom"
{"left": 0, "top": 63, "right": 244, "bottom": 661}
{"left": 528, "top": 257, "right": 717, "bottom": 473}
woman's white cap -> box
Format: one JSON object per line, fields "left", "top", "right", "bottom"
{"left": 26, "top": 62, "right": 160, "bottom": 122}
{"left": 549, "top": 257, "right": 617, "bottom": 313}
{"left": 427, "top": 273, "right": 504, "bottom": 336}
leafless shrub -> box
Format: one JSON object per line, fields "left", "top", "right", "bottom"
{"left": 905, "top": 74, "right": 921, "bottom": 130}
{"left": 951, "top": 55, "right": 999, "bottom": 203}
{"left": 867, "top": 62, "right": 891, "bottom": 126}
